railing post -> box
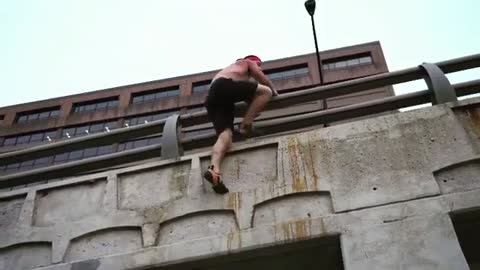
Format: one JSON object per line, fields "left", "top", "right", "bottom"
{"left": 161, "top": 114, "right": 183, "bottom": 159}
{"left": 420, "top": 63, "right": 457, "bottom": 104}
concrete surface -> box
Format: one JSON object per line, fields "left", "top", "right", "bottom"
{"left": 1, "top": 97, "right": 480, "bottom": 269}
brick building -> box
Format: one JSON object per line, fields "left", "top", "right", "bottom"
{"left": 0, "top": 41, "right": 393, "bottom": 174}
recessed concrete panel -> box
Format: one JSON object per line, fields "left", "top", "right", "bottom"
{"left": 119, "top": 162, "right": 190, "bottom": 210}
{"left": 314, "top": 107, "right": 475, "bottom": 212}
{"left": 252, "top": 193, "right": 333, "bottom": 227}
{"left": 200, "top": 145, "right": 278, "bottom": 193}
{"left": 342, "top": 214, "right": 469, "bottom": 270}
{"left": 0, "top": 196, "right": 24, "bottom": 231}
{"left": 0, "top": 243, "right": 51, "bottom": 270}
{"left": 34, "top": 180, "right": 106, "bottom": 227}
{"left": 64, "top": 228, "right": 142, "bottom": 262}
{"left": 435, "top": 159, "right": 480, "bottom": 194}
{"left": 158, "top": 211, "right": 237, "bottom": 246}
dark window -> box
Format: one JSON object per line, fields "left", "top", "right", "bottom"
{"left": 131, "top": 86, "right": 180, "bottom": 104}
{"left": 38, "top": 111, "right": 51, "bottom": 120}
{"left": 192, "top": 80, "right": 211, "bottom": 95}
{"left": 68, "top": 150, "right": 84, "bottom": 161}
{"left": 133, "top": 139, "right": 148, "bottom": 148}
{"left": 16, "top": 107, "right": 60, "bottom": 123}
{"left": 118, "top": 136, "right": 162, "bottom": 151}
{"left": 72, "top": 97, "right": 119, "bottom": 114}
{"left": 97, "top": 145, "right": 113, "bottom": 155}
{"left": 33, "top": 157, "right": 50, "bottom": 169}
{"left": 83, "top": 147, "right": 98, "bottom": 158}
{"left": 185, "top": 106, "right": 205, "bottom": 114}
{"left": 148, "top": 136, "right": 162, "bottom": 145}
{"left": 30, "top": 133, "right": 45, "bottom": 143}
{"left": 17, "top": 115, "right": 28, "bottom": 123}
{"left": 20, "top": 160, "right": 34, "bottom": 170}
{"left": 1, "top": 130, "right": 57, "bottom": 147}
{"left": 3, "top": 137, "right": 17, "bottom": 146}
{"left": 0, "top": 115, "right": 4, "bottom": 125}
{"left": 124, "top": 111, "right": 178, "bottom": 127}
{"left": 62, "top": 120, "right": 120, "bottom": 139}
{"left": 322, "top": 53, "right": 373, "bottom": 71}
{"left": 54, "top": 153, "right": 68, "bottom": 164}
{"left": 265, "top": 65, "right": 310, "bottom": 81}
{"left": 16, "top": 135, "right": 30, "bottom": 144}
{"left": 184, "top": 128, "right": 215, "bottom": 138}
{"left": 5, "top": 163, "right": 20, "bottom": 173}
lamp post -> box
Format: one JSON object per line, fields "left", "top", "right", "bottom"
{"left": 305, "top": 0, "right": 328, "bottom": 115}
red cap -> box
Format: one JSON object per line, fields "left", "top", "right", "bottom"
{"left": 244, "top": 55, "right": 262, "bottom": 63}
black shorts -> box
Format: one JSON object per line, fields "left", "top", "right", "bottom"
{"left": 204, "top": 78, "right": 258, "bottom": 135}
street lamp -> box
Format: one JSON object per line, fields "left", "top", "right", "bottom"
{"left": 305, "top": 0, "right": 328, "bottom": 115}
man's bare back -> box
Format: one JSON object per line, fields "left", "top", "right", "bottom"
{"left": 213, "top": 60, "right": 251, "bottom": 82}
{"left": 213, "top": 59, "right": 276, "bottom": 93}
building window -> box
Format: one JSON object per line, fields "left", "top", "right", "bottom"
{"left": 0, "top": 115, "right": 4, "bottom": 125}
{"left": 1, "top": 157, "right": 53, "bottom": 174}
{"left": 183, "top": 128, "right": 215, "bottom": 139}
{"left": 265, "top": 64, "right": 310, "bottom": 81}
{"left": 322, "top": 53, "right": 373, "bottom": 71}
{"left": 131, "top": 86, "right": 180, "bottom": 104}
{"left": 184, "top": 106, "right": 205, "bottom": 114}
{"left": 53, "top": 145, "right": 115, "bottom": 165}
{"left": 62, "top": 120, "right": 119, "bottom": 139}
{"left": 124, "top": 110, "right": 178, "bottom": 127}
{"left": 72, "top": 97, "right": 119, "bottom": 114}
{"left": 0, "top": 130, "right": 57, "bottom": 147}
{"left": 117, "top": 136, "right": 162, "bottom": 152}
{"left": 192, "top": 80, "right": 211, "bottom": 95}
{"left": 16, "top": 107, "right": 60, "bottom": 123}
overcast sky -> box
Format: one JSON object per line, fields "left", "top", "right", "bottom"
{"left": 1, "top": 0, "right": 479, "bottom": 107}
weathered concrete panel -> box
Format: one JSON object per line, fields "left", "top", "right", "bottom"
{"left": 201, "top": 145, "right": 278, "bottom": 193}
{"left": 64, "top": 228, "right": 142, "bottom": 262}
{"left": 342, "top": 214, "right": 469, "bottom": 270}
{"left": 0, "top": 196, "right": 24, "bottom": 231}
{"left": 118, "top": 162, "right": 190, "bottom": 210}
{"left": 435, "top": 159, "right": 480, "bottom": 194}
{"left": 279, "top": 136, "right": 322, "bottom": 192}
{"left": 0, "top": 243, "right": 51, "bottom": 270}
{"left": 253, "top": 192, "right": 333, "bottom": 227}
{"left": 34, "top": 180, "right": 106, "bottom": 227}
{"left": 2, "top": 99, "right": 480, "bottom": 269}
{"left": 158, "top": 211, "right": 237, "bottom": 246}
{"left": 315, "top": 106, "right": 475, "bottom": 212}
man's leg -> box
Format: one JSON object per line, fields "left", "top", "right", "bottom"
{"left": 239, "top": 84, "right": 272, "bottom": 135}
{"left": 210, "top": 128, "right": 233, "bottom": 184}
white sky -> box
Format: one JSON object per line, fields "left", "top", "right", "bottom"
{"left": 1, "top": 0, "right": 479, "bottom": 107}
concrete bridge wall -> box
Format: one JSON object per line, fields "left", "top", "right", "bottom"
{"left": 1, "top": 97, "right": 480, "bottom": 270}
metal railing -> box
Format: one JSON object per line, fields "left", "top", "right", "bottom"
{"left": 0, "top": 53, "right": 479, "bottom": 188}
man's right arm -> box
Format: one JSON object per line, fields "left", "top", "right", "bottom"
{"left": 247, "top": 61, "right": 278, "bottom": 95}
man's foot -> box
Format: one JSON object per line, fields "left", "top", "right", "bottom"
{"left": 238, "top": 123, "right": 252, "bottom": 136}
{"left": 203, "top": 165, "right": 229, "bottom": 194}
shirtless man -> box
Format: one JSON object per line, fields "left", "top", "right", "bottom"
{"left": 203, "top": 55, "right": 277, "bottom": 194}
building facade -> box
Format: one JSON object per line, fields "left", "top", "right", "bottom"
{"left": 0, "top": 41, "right": 393, "bottom": 174}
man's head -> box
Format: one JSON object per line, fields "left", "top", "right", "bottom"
{"left": 242, "top": 55, "right": 262, "bottom": 66}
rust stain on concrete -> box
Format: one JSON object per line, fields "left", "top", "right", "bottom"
{"left": 307, "top": 140, "right": 320, "bottom": 189}
{"left": 226, "top": 232, "right": 242, "bottom": 251}
{"left": 294, "top": 220, "right": 308, "bottom": 239}
{"left": 227, "top": 192, "right": 241, "bottom": 214}
{"left": 467, "top": 107, "right": 480, "bottom": 138}
{"left": 287, "top": 138, "right": 308, "bottom": 192}
{"left": 278, "top": 219, "right": 312, "bottom": 241}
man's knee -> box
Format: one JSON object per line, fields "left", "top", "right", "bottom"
{"left": 257, "top": 84, "right": 273, "bottom": 98}
{"left": 218, "top": 128, "right": 233, "bottom": 142}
